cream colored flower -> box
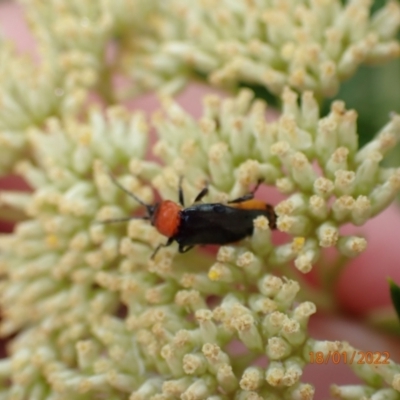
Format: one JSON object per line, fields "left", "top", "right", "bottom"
{"left": 0, "top": 0, "right": 160, "bottom": 173}
{"left": 126, "top": 0, "right": 400, "bottom": 97}
{"left": 0, "top": 89, "right": 399, "bottom": 398}
{"left": 0, "top": 0, "right": 398, "bottom": 397}
{"left": 0, "top": 40, "right": 84, "bottom": 173}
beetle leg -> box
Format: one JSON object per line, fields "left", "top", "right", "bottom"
{"left": 178, "top": 244, "right": 194, "bottom": 253}
{"left": 265, "top": 204, "right": 277, "bottom": 230}
{"left": 95, "top": 216, "right": 150, "bottom": 224}
{"left": 193, "top": 185, "right": 209, "bottom": 203}
{"left": 151, "top": 237, "right": 174, "bottom": 259}
{"left": 228, "top": 178, "right": 263, "bottom": 204}
{"left": 178, "top": 176, "right": 185, "bottom": 206}
{"left": 228, "top": 193, "right": 253, "bottom": 204}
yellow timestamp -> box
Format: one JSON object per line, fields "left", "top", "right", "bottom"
{"left": 309, "top": 351, "right": 390, "bottom": 365}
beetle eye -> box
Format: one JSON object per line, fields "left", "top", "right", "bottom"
{"left": 147, "top": 204, "right": 157, "bottom": 217}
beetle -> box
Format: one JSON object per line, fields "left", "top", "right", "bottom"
{"left": 101, "top": 174, "right": 277, "bottom": 258}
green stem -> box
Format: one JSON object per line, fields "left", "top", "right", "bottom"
{"left": 96, "top": 64, "right": 116, "bottom": 105}
{"left": 0, "top": 208, "right": 27, "bottom": 223}
{"left": 320, "top": 254, "right": 349, "bottom": 295}
{"left": 231, "top": 350, "right": 266, "bottom": 372}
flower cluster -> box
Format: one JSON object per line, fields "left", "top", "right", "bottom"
{"left": 126, "top": 0, "right": 400, "bottom": 97}
{"left": 1, "top": 0, "right": 400, "bottom": 399}
{"left": 2, "top": 0, "right": 400, "bottom": 174}
{"left": 0, "top": 0, "right": 159, "bottom": 173}
{"left": 0, "top": 40, "right": 68, "bottom": 174}
{"left": 153, "top": 88, "right": 400, "bottom": 271}
{"left": 20, "top": 0, "right": 163, "bottom": 102}
{"left": 0, "top": 88, "right": 399, "bottom": 398}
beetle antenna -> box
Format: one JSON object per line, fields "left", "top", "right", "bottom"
{"left": 253, "top": 178, "right": 264, "bottom": 193}
{"left": 95, "top": 216, "right": 150, "bottom": 225}
{"left": 108, "top": 172, "right": 154, "bottom": 215}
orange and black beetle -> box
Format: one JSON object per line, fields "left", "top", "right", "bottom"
{"left": 102, "top": 174, "right": 277, "bottom": 258}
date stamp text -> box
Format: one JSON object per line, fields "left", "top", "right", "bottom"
{"left": 309, "top": 351, "right": 390, "bottom": 365}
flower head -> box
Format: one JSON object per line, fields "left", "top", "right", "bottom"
{"left": 126, "top": 0, "right": 400, "bottom": 97}
{"left": 0, "top": 88, "right": 400, "bottom": 398}
{"left": 0, "top": 0, "right": 161, "bottom": 173}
